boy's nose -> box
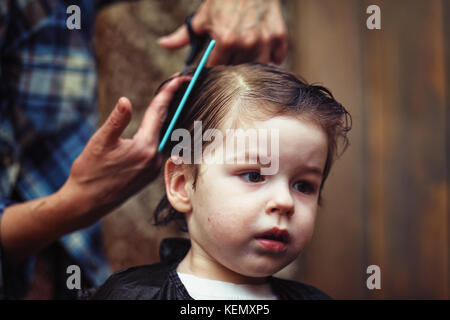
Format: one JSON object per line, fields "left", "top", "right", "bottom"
{"left": 264, "top": 183, "right": 294, "bottom": 217}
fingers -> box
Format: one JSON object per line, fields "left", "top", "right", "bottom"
{"left": 255, "top": 44, "right": 272, "bottom": 64}
{"left": 253, "top": 27, "right": 272, "bottom": 64}
{"left": 270, "top": 29, "right": 288, "bottom": 65}
{"left": 158, "top": 25, "right": 190, "bottom": 50}
{"left": 135, "top": 76, "right": 191, "bottom": 144}
{"left": 206, "top": 42, "right": 233, "bottom": 66}
{"left": 206, "top": 25, "right": 285, "bottom": 66}
{"left": 94, "top": 97, "right": 132, "bottom": 147}
{"left": 230, "top": 33, "right": 263, "bottom": 65}
{"left": 190, "top": 5, "right": 209, "bottom": 35}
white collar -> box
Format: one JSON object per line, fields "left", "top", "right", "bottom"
{"left": 177, "top": 272, "right": 278, "bottom": 300}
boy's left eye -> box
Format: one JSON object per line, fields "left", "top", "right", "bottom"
{"left": 293, "top": 181, "right": 317, "bottom": 195}
{"left": 240, "top": 171, "right": 265, "bottom": 183}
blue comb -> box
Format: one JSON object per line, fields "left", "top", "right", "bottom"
{"left": 158, "top": 39, "right": 216, "bottom": 153}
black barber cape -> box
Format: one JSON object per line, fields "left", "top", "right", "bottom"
{"left": 90, "top": 238, "right": 331, "bottom": 300}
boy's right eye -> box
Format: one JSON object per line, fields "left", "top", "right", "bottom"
{"left": 240, "top": 171, "right": 265, "bottom": 183}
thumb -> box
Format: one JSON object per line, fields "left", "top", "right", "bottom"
{"left": 96, "top": 97, "right": 132, "bottom": 147}
{"left": 158, "top": 25, "right": 190, "bottom": 50}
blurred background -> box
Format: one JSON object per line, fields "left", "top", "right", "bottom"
{"left": 94, "top": 0, "right": 449, "bottom": 299}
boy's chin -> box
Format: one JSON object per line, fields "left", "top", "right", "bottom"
{"left": 237, "top": 259, "right": 293, "bottom": 279}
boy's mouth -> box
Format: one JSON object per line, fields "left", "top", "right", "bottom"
{"left": 255, "top": 227, "right": 290, "bottom": 252}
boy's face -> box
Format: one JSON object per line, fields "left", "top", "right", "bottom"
{"left": 176, "top": 116, "right": 328, "bottom": 283}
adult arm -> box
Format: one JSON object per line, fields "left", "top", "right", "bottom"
{"left": 0, "top": 76, "right": 191, "bottom": 266}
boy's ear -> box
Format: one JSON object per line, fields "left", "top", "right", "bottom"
{"left": 164, "top": 156, "right": 193, "bottom": 214}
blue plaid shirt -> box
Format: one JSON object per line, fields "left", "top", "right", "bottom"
{"left": 0, "top": 0, "right": 127, "bottom": 298}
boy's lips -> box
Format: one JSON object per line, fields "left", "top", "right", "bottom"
{"left": 254, "top": 227, "right": 290, "bottom": 252}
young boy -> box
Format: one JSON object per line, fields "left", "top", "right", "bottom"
{"left": 91, "top": 63, "right": 351, "bottom": 300}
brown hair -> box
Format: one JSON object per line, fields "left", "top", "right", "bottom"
{"left": 154, "top": 63, "right": 351, "bottom": 231}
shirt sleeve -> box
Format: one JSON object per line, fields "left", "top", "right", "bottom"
{"left": 0, "top": 2, "right": 11, "bottom": 300}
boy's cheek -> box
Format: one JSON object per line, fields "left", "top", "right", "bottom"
{"left": 292, "top": 218, "right": 317, "bottom": 249}
{"left": 207, "top": 210, "right": 253, "bottom": 240}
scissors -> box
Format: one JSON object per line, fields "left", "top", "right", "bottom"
{"left": 182, "top": 13, "right": 211, "bottom": 72}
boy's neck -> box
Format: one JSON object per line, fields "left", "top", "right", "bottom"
{"left": 176, "top": 247, "right": 269, "bottom": 285}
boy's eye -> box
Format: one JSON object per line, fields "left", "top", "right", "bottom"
{"left": 293, "top": 181, "right": 316, "bottom": 195}
{"left": 240, "top": 171, "right": 265, "bottom": 183}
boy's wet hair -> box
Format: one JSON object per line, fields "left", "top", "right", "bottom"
{"left": 153, "top": 63, "right": 352, "bottom": 232}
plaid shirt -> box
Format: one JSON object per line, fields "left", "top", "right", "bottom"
{"left": 0, "top": 0, "right": 126, "bottom": 298}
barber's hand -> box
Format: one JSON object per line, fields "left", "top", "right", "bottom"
{"left": 61, "top": 76, "right": 191, "bottom": 226}
{"left": 158, "top": 0, "right": 287, "bottom": 66}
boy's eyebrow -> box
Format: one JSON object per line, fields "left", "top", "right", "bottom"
{"left": 290, "top": 159, "right": 324, "bottom": 177}
{"left": 300, "top": 166, "right": 323, "bottom": 177}
{"left": 224, "top": 150, "right": 268, "bottom": 164}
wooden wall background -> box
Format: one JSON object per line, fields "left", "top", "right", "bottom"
{"left": 95, "top": 0, "right": 449, "bottom": 299}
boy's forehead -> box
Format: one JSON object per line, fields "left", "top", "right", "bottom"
{"left": 219, "top": 99, "right": 281, "bottom": 129}
{"left": 208, "top": 115, "right": 328, "bottom": 168}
